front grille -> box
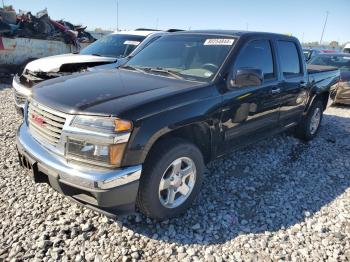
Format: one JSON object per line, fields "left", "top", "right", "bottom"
{"left": 28, "top": 102, "right": 67, "bottom": 146}
{"left": 13, "top": 90, "right": 27, "bottom": 106}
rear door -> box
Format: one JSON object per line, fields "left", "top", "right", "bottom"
{"left": 219, "top": 38, "right": 281, "bottom": 152}
{"left": 276, "top": 40, "right": 308, "bottom": 127}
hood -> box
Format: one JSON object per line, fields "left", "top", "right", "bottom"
{"left": 25, "top": 53, "right": 117, "bottom": 73}
{"left": 33, "top": 69, "right": 204, "bottom": 117}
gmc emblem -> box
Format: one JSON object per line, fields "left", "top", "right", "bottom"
{"left": 31, "top": 114, "right": 45, "bottom": 126}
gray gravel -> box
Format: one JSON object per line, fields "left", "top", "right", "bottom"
{"left": 1, "top": 83, "right": 350, "bottom": 261}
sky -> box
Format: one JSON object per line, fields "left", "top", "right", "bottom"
{"left": 4, "top": 0, "right": 350, "bottom": 44}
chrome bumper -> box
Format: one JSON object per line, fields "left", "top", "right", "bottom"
{"left": 16, "top": 123, "right": 142, "bottom": 190}
{"left": 12, "top": 75, "right": 30, "bottom": 109}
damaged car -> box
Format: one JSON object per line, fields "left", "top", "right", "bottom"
{"left": 89, "top": 30, "right": 181, "bottom": 72}
{"left": 12, "top": 29, "right": 158, "bottom": 114}
{"left": 308, "top": 53, "right": 350, "bottom": 105}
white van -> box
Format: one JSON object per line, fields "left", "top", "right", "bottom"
{"left": 343, "top": 43, "right": 350, "bottom": 54}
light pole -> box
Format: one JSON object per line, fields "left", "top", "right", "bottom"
{"left": 116, "top": 0, "right": 119, "bottom": 31}
{"left": 320, "top": 11, "right": 329, "bottom": 45}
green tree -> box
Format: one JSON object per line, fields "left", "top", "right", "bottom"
{"left": 329, "top": 41, "right": 339, "bottom": 48}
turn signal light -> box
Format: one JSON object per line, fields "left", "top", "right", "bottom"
{"left": 115, "top": 119, "right": 132, "bottom": 132}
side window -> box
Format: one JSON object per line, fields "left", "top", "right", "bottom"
{"left": 277, "top": 41, "right": 302, "bottom": 77}
{"left": 235, "top": 40, "right": 275, "bottom": 80}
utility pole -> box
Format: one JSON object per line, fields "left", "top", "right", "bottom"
{"left": 2, "top": 0, "right": 5, "bottom": 8}
{"left": 156, "top": 18, "right": 159, "bottom": 30}
{"left": 301, "top": 32, "right": 304, "bottom": 44}
{"left": 319, "top": 11, "right": 329, "bottom": 45}
{"left": 116, "top": 0, "right": 119, "bottom": 31}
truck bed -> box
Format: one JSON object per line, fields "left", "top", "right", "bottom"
{"left": 307, "top": 64, "right": 340, "bottom": 93}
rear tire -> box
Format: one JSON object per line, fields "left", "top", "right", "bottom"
{"left": 295, "top": 100, "right": 324, "bottom": 141}
{"left": 136, "top": 138, "right": 205, "bottom": 220}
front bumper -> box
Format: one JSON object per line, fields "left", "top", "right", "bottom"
{"left": 16, "top": 123, "right": 142, "bottom": 216}
{"left": 12, "top": 75, "right": 31, "bottom": 115}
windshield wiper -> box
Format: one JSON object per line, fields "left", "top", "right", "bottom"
{"left": 142, "top": 67, "right": 184, "bottom": 80}
{"left": 90, "top": 53, "right": 102, "bottom": 56}
{"left": 119, "top": 65, "right": 145, "bottom": 73}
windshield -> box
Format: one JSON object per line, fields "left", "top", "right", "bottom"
{"left": 309, "top": 55, "right": 350, "bottom": 71}
{"left": 80, "top": 34, "right": 146, "bottom": 58}
{"left": 124, "top": 34, "right": 236, "bottom": 82}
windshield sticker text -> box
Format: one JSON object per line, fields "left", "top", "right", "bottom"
{"left": 124, "top": 40, "right": 141, "bottom": 46}
{"left": 204, "top": 39, "right": 235, "bottom": 46}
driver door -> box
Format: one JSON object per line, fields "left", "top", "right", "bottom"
{"left": 219, "top": 39, "right": 281, "bottom": 153}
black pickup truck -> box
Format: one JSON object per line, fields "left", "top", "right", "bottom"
{"left": 16, "top": 31, "right": 339, "bottom": 220}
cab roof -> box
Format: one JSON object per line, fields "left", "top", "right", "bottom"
{"left": 173, "top": 30, "right": 298, "bottom": 40}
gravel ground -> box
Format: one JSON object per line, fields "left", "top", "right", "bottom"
{"left": 1, "top": 83, "right": 350, "bottom": 261}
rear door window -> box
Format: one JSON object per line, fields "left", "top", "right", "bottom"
{"left": 277, "top": 41, "right": 302, "bottom": 77}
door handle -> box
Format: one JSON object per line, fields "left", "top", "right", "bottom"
{"left": 271, "top": 88, "right": 281, "bottom": 94}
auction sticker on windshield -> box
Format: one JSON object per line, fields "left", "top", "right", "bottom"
{"left": 124, "top": 40, "right": 141, "bottom": 46}
{"left": 204, "top": 39, "right": 235, "bottom": 45}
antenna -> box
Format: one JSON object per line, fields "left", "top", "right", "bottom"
{"left": 116, "top": 0, "right": 119, "bottom": 31}
{"left": 319, "top": 11, "right": 329, "bottom": 45}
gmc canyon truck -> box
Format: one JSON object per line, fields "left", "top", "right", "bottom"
{"left": 16, "top": 31, "right": 339, "bottom": 220}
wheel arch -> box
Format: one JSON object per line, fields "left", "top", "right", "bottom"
{"left": 143, "top": 122, "right": 213, "bottom": 166}
{"left": 305, "top": 90, "right": 330, "bottom": 114}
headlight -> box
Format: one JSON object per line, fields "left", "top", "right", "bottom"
{"left": 72, "top": 115, "right": 132, "bottom": 133}
{"left": 66, "top": 116, "right": 132, "bottom": 168}
{"left": 66, "top": 138, "right": 127, "bottom": 167}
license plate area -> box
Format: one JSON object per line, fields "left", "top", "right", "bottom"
{"left": 17, "top": 150, "right": 47, "bottom": 183}
{"left": 18, "top": 151, "right": 34, "bottom": 171}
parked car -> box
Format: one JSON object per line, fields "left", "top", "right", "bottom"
{"left": 320, "top": 49, "right": 338, "bottom": 53}
{"left": 308, "top": 53, "right": 350, "bottom": 105}
{"left": 12, "top": 29, "right": 159, "bottom": 113}
{"left": 303, "top": 48, "right": 320, "bottom": 61}
{"left": 16, "top": 30, "right": 339, "bottom": 220}
{"left": 303, "top": 48, "right": 339, "bottom": 61}
{"left": 88, "top": 31, "right": 178, "bottom": 71}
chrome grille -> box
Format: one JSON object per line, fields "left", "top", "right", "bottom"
{"left": 28, "top": 102, "right": 67, "bottom": 146}
{"left": 13, "top": 90, "right": 27, "bottom": 106}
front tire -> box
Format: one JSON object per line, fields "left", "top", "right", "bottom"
{"left": 295, "top": 100, "right": 324, "bottom": 141}
{"left": 136, "top": 138, "right": 205, "bottom": 220}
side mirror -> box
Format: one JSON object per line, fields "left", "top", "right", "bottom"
{"left": 229, "top": 68, "right": 263, "bottom": 88}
